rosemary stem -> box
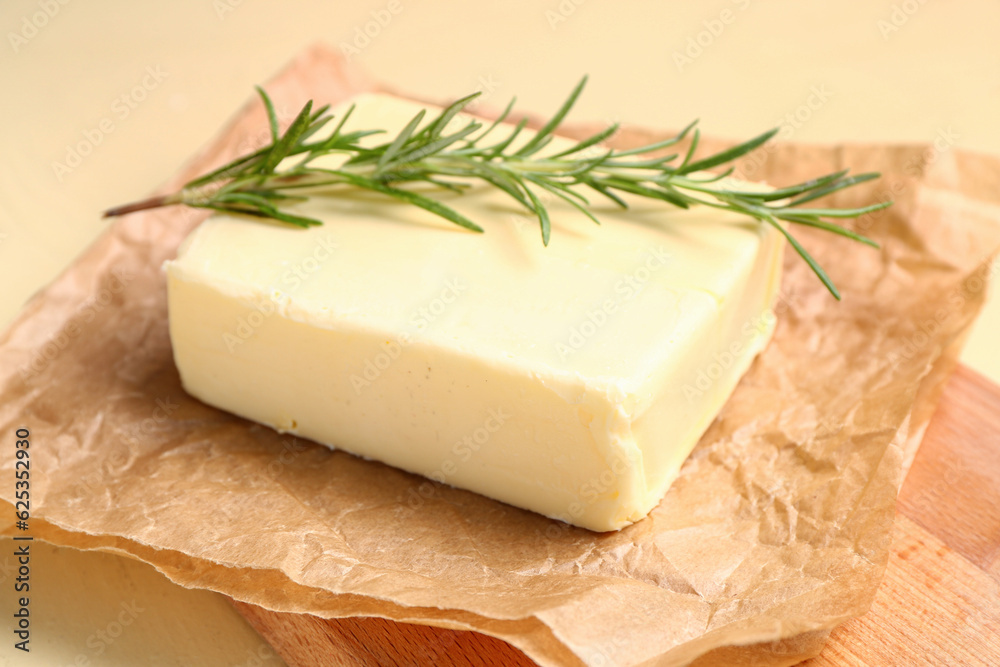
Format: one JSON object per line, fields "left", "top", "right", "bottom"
{"left": 103, "top": 192, "right": 182, "bottom": 218}
{"left": 102, "top": 78, "right": 889, "bottom": 297}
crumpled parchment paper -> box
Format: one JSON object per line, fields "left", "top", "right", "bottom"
{"left": 2, "top": 45, "right": 999, "bottom": 666}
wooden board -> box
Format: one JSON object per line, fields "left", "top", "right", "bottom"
{"left": 231, "top": 364, "right": 1000, "bottom": 666}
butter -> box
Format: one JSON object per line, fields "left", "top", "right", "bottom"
{"left": 165, "top": 93, "right": 784, "bottom": 531}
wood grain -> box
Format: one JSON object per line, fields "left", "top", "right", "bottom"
{"left": 802, "top": 365, "right": 1000, "bottom": 667}
{"left": 231, "top": 605, "right": 536, "bottom": 667}
{"left": 232, "top": 365, "right": 1000, "bottom": 666}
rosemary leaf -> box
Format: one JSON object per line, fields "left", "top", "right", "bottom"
{"left": 105, "top": 77, "right": 892, "bottom": 298}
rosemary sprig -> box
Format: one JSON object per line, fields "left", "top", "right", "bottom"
{"left": 105, "top": 77, "right": 891, "bottom": 299}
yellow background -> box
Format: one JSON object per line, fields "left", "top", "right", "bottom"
{"left": 1, "top": 1, "right": 997, "bottom": 664}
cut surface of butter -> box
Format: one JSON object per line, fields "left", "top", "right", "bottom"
{"left": 165, "top": 93, "right": 785, "bottom": 531}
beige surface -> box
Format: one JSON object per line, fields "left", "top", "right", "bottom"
{"left": 0, "top": 538, "right": 284, "bottom": 666}
{"left": 1, "top": 0, "right": 998, "bottom": 664}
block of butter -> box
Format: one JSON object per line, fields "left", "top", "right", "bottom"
{"left": 165, "top": 93, "right": 784, "bottom": 531}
